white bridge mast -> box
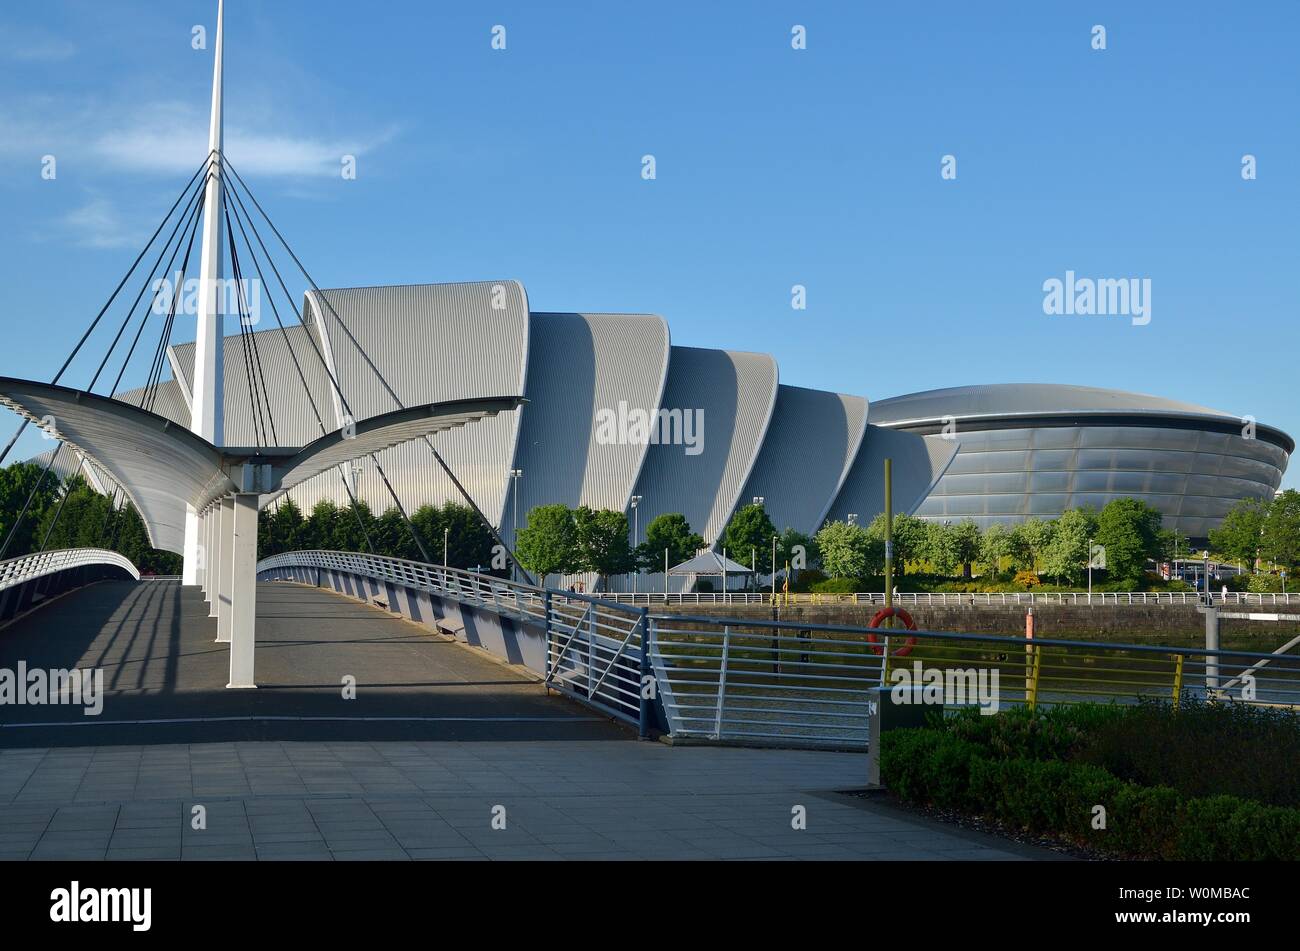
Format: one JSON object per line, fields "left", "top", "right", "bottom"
{"left": 183, "top": 0, "right": 226, "bottom": 585}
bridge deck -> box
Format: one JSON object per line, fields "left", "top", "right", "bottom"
{"left": 0, "top": 581, "right": 626, "bottom": 746}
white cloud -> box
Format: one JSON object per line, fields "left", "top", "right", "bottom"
{"left": 2, "top": 28, "right": 76, "bottom": 63}
{"left": 60, "top": 197, "right": 142, "bottom": 250}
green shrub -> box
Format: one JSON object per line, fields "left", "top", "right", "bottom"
{"left": 880, "top": 720, "right": 1300, "bottom": 860}
{"left": 809, "top": 576, "right": 861, "bottom": 594}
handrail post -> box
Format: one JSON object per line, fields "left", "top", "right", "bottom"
{"left": 543, "top": 590, "right": 553, "bottom": 691}
{"left": 712, "top": 625, "right": 731, "bottom": 740}
{"left": 637, "top": 608, "right": 652, "bottom": 740}
{"left": 1171, "top": 653, "right": 1184, "bottom": 709}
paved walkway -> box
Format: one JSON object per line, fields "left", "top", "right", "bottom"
{"left": 0, "top": 581, "right": 623, "bottom": 745}
{"left": 0, "top": 580, "right": 1045, "bottom": 860}
{"left": 0, "top": 740, "right": 1043, "bottom": 860}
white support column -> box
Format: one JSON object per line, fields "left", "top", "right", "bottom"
{"left": 198, "top": 510, "right": 208, "bottom": 597}
{"left": 227, "top": 493, "right": 258, "bottom": 689}
{"left": 209, "top": 503, "right": 223, "bottom": 617}
{"left": 216, "top": 497, "right": 234, "bottom": 641}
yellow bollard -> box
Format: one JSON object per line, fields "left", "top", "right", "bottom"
{"left": 1172, "top": 653, "right": 1185, "bottom": 709}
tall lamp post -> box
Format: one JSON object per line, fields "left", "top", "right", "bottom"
{"left": 443, "top": 526, "right": 449, "bottom": 568}
{"left": 508, "top": 468, "right": 523, "bottom": 581}
{"left": 630, "top": 495, "right": 642, "bottom": 596}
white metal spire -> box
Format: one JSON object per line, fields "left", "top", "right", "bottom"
{"left": 182, "top": 0, "right": 226, "bottom": 585}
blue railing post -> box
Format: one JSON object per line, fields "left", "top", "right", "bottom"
{"left": 543, "top": 589, "right": 553, "bottom": 693}
{"left": 638, "top": 607, "right": 651, "bottom": 740}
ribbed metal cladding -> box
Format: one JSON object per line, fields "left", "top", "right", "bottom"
{"left": 503, "top": 312, "right": 671, "bottom": 547}
{"left": 738, "top": 385, "right": 868, "bottom": 537}
{"left": 113, "top": 379, "right": 191, "bottom": 429}
{"left": 170, "top": 323, "right": 337, "bottom": 448}
{"left": 826, "top": 424, "right": 959, "bottom": 526}
{"left": 297, "top": 282, "right": 530, "bottom": 525}
{"left": 629, "top": 346, "right": 779, "bottom": 550}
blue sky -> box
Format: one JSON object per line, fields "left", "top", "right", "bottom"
{"left": 1, "top": 1, "right": 1297, "bottom": 487}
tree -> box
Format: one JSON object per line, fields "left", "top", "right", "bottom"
{"left": 719, "top": 503, "right": 778, "bottom": 586}
{"left": 923, "top": 521, "right": 959, "bottom": 575}
{"left": 639, "top": 512, "right": 704, "bottom": 573}
{"left": 515, "top": 504, "right": 579, "bottom": 584}
{"left": 950, "top": 520, "right": 982, "bottom": 579}
{"left": 1042, "top": 508, "right": 1097, "bottom": 585}
{"left": 865, "top": 512, "right": 926, "bottom": 574}
{"left": 815, "top": 520, "right": 879, "bottom": 581}
{"left": 438, "top": 501, "right": 497, "bottom": 571}
{"left": 778, "top": 528, "right": 818, "bottom": 573}
{"left": 573, "top": 506, "right": 634, "bottom": 590}
{"left": 0, "top": 461, "right": 61, "bottom": 557}
{"left": 1009, "top": 518, "right": 1055, "bottom": 574}
{"left": 1095, "top": 498, "right": 1163, "bottom": 587}
{"left": 979, "top": 522, "right": 1012, "bottom": 576}
{"left": 720, "top": 504, "right": 777, "bottom": 565}
{"left": 1261, "top": 489, "right": 1300, "bottom": 571}
{"left": 373, "top": 506, "right": 419, "bottom": 561}
{"left": 1211, "top": 498, "right": 1267, "bottom": 570}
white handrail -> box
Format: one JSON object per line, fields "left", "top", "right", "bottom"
{"left": 0, "top": 548, "right": 140, "bottom": 592}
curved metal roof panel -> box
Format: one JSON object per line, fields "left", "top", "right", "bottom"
{"left": 738, "top": 385, "right": 869, "bottom": 536}
{"left": 505, "top": 312, "right": 670, "bottom": 545}
{"left": 300, "top": 282, "right": 530, "bottom": 526}
{"left": 629, "top": 346, "right": 779, "bottom": 547}
{"left": 871, "top": 383, "right": 1234, "bottom": 425}
{"left": 826, "top": 424, "right": 959, "bottom": 525}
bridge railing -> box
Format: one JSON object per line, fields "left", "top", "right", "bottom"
{"left": 601, "top": 590, "right": 1300, "bottom": 607}
{"left": 0, "top": 548, "right": 140, "bottom": 628}
{"left": 256, "top": 549, "right": 549, "bottom": 624}
{"left": 647, "top": 613, "right": 1300, "bottom": 748}
{"left": 256, "top": 550, "right": 1300, "bottom": 750}
{"left": 0, "top": 548, "right": 140, "bottom": 592}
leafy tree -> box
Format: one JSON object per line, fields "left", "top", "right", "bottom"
{"left": 979, "top": 522, "right": 1012, "bottom": 576}
{"left": 923, "top": 521, "right": 959, "bottom": 575}
{"left": 373, "top": 506, "right": 419, "bottom": 561}
{"left": 778, "top": 527, "right": 818, "bottom": 573}
{"left": 865, "top": 512, "right": 926, "bottom": 574}
{"left": 1211, "top": 498, "right": 1267, "bottom": 571}
{"left": 950, "top": 519, "right": 982, "bottom": 579}
{"left": 259, "top": 498, "right": 306, "bottom": 558}
{"left": 815, "top": 520, "right": 879, "bottom": 580}
{"left": 1042, "top": 507, "right": 1097, "bottom": 584}
{"left": 1095, "top": 497, "right": 1164, "bottom": 587}
{"left": 1009, "top": 517, "right": 1055, "bottom": 574}
{"left": 638, "top": 512, "right": 704, "bottom": 573}
{"left": 515, "top": 503, "right": 579, "bottom": 583}
{"left": 1262, "top": 489, "right": 1300, "bottom": 571}
{"left": 0, "top": 461, "right": 61, "bottom": 557}
{"left": 573, "top": 506, "right": 634, "bottom": 590}
{"left": 719, "top": 503, "right": 778, "bottom": 568}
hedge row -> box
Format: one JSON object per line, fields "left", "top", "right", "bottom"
{"left": 880, "top": 727, "right": 1300, "bottom": 860}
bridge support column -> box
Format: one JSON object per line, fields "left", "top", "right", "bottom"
{"left": 198, "top": 509, "right": 209, "bottom": 599}
{"left": 216, "top": 497, "right": 234, "bottom": 642}
{"left": 227, "top": 493, "right": 258, "bottom": 689}
{"left": 209, "top": 504, "right": 222, "bottom": 617}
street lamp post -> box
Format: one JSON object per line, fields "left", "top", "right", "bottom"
{"left": 508, "top": 469, "right": 523, "bottom": 581}
{"left": 630, "top": 495, "right": 642, "bottom": 596}
{"left": 443, "top": 526, "right": 449, "bottom": 568}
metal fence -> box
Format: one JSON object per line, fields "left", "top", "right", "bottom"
{"left": 0, "top": 548, "right": 139, "bottom": 592}
{"left": 544, "top": 591, "right": 649, "bottom": 734}
{"left": 256, "top": 550, "right": 1300, "bottom": 750}
{"left": 256, "top": 549, "right": 548, "bottom": 624}
{"left": 601, "top": 589, "right": 1300, "bottom": 607}
{"left": 647, "top": 613, "right": 1300, "bottom": 748}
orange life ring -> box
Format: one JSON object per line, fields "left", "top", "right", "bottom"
{"left": 867, "top": 606, "right": 918, "bottom": 656}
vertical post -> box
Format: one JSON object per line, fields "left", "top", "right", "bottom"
{"left": 543, "top": 590, "right": 553, "bottom": 690}
{"left": 587, "top": 603, "right": 597, "bottom": 698}
{"left": 637, "top": 608, "right": 651, "bottom": 740}
{"left": 884, "top": 459, "right": 894, "bottom": 618}
{"left": 664, "top": 548, "right": 668, "bottom": 604}
{"left": 1171, "top": 653, "right": 1185, "bottom": 709}
{"left": 227, "top": 493, "right": 258, "bottom": 688}
{"left": 216, "top": 497, "right": 234, "bottom": 639}
{"left": 771, "top": 535, "right": 777, "bottom": 604}
{"left": 1205, "top": 604, "right": 1220, "bottom": 693}
{"left": 713, "top": 625, "right": 731, "bottom": 740}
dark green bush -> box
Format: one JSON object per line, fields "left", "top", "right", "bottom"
{"left": 880, "top": 723, "right": 1300, "bottom": 860}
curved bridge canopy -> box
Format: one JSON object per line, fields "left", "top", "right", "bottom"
{"left": 0, "top": 377, "right": 522, "bottom": 554}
